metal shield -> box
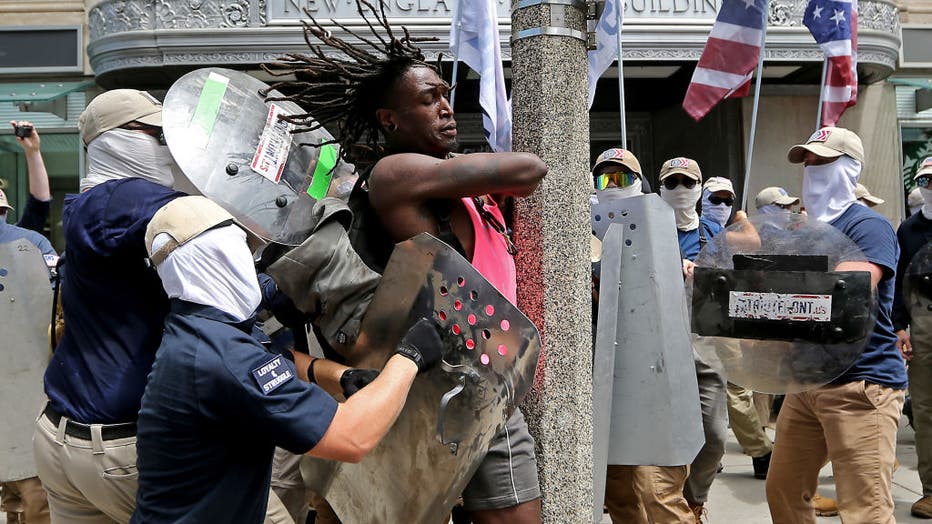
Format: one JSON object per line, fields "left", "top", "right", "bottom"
{"left": 690, "top": 213, "right": 876, "bottom": 394}
{"left": 591, "top": 195, "right": 705, "bottom": 521}
{"left": 302, "top": 233, "right": 541, "bottom": 524}
{"left": 162, "top": 68, "right": 356, "bottom": 246}
{"left": 0, "top": 240, "right": 52, "bottom": 481}
{"left": 904, "top": 241, "right": 932, "bottom": 315}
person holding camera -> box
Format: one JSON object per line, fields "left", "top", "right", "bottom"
{"left": 7, "top": 121, "right": 54, "bottom": 237}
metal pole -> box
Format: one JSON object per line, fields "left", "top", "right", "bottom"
{"left": 815, "top": 56, "right": 827, "bottom": 130}
{"left": 449, "top": 0, "right": 464, "bottom": 108}
{"left": 741, "top": 0, "right": 768, "bottom": 212}
{"left": 616, "top": 3, "right": 626, "bottom": 146}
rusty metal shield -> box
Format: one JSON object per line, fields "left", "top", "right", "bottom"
{"left": 0, "top": 240, "right": 52, "bottom": 481}
{"left": 162, "top": 67, "right": 356, "bottom": 246}
{"left": 302, "top": 233, "right": 541, "bottom": 524}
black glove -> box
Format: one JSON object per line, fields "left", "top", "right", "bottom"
{"left": 394, "top": 317, "right": 444, "bottom": 373}
{"left": 339, "top": 368, "right": 380, "bottom": 398}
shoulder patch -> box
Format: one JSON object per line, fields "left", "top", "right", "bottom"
{"left": 251, "top": 356, "right": 294, "bottom": 395}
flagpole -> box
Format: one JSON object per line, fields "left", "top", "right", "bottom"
{"left": 616, "top": 2, "right": 626, "bottom": 147}
{"left": 741, "top": 0, "right": 768, "bottom": 212}
{"left": 449, "top": 0, "right": 463, "bottom": 108}
{"left": 815, "top": 57, "right": 827, "bottom": 130}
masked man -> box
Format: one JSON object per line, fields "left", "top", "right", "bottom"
{"left": 700, "top": 177, "right": 735, "bottom": 228}
{"left": 754, "top": 187, "right": 800, "bottom": 216}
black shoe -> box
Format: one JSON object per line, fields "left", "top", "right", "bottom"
{"left": 752, "top": 451, "right": 772, "bottom": 480}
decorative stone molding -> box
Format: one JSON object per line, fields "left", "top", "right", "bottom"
{"left": 88, "top": 0, "right": 267, "bottom": 40}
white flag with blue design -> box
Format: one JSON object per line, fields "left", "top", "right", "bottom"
{"left": 450, "top": 0, "right": 512, "bottom": 152}
{"left": 588, "top": 0, "right": 622, "bottom": 109}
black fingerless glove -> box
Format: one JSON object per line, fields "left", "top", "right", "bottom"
{"left": 394, "top": 317, "right": 444, "bottom": 373}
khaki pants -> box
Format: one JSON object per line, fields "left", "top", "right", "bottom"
{"left": 766, "top": 381, "right": 904, "bottom": 524}
{"left": 604, "top": 465, "right": 692, "bottom": 523}
{"left": 271, "top": 448, "right": 309, "bottom": 524}
{"left": 1, "top": 477, "right": 50, "bottom": 524}
{"left": 727, "top": 382, "right": 773, "bottom": 458}
{"left": 909, "top": 315, "right": 932, "bottom": 495}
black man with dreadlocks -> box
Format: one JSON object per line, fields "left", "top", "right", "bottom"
{"left": 264, "top": 2, "right": 547, "bottom": 522}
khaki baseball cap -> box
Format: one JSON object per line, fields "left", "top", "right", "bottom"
{"left": 79, "top": 89, "right": 163, "bottom": 145}
{"left": 915, "top": 156, "right": 932, "bottom": 180}
{"left": 855, "top": 183, "right": 884, "bottom": 206}
{"left": 703, "top": 177, "right": 735, "bottom": 197}
{"left": 0, "top": 189, "right": 12, "bottom": 212}
{"left": 754, "top": 187, "right": 799, "bottom": 209}
{"left": 591, "top": 148, "right": 642, "bottom": 176}
{"left": 145, "top": 196, "right": 236, "bottom": 266}
{"left": 787, "top": 127, "right": 865, "bottom": 165}
{"left": 659, "top": 157, "right": 702, "bottom": 182}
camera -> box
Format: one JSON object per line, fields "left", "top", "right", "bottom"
{"left": 14, "top": 124, "right": 33, "bottom": 138}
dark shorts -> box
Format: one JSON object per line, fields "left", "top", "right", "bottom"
{"left": 462, "top": 408, "right": 541, "bottom": 511}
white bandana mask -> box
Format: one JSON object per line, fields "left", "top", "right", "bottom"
{"left": 661, "top": 184, "right": 701, "bottom": 231}
{"left": 701, "top": 189, "right": 732, "bottom": 227}
{"left": 802, "top": 156, "right": 860, "bottom": 223}
{"left": 758, "top": 204, "right": 791, "bottom": 216}
{"left": 82, "top": 128, "right": 177, "bottom": 192}
{"left": 921, "top": 188, "right": 932, "bottom": 220}
{"left": 595, "top": 179, "right": 643, "bottom": 203}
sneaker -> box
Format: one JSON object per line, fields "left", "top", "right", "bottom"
{"left": 752, "top": 451, "right": 772, "bottom": 479}
{"left": 688, "top": 502, "right": 707, "bottom": 523}
{"left": 812, "top": 492, "right": 838, "bottom": 517}
{"left": 912, "top": 496, "right": 932, "bottom": 518}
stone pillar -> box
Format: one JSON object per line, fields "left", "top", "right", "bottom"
{"left": 511, "top": 2, "right": 594, "bottom": 522}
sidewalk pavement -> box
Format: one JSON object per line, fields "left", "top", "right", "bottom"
{"left": 601, "top": 418, "right": 925, "bottom": 523}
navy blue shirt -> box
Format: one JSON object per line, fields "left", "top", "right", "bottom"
{"left": 44, "top": 178, "right": 183, "bottom": 423}
{"left": 16, "top": 194, "right": 52, "bottom": 237}
{"left": 829, "top": 204, "right": 908, "bottom": 389}
{"left": 678, "top": 217, "right": 723, "bottom": 262}
{"left": 132, "top": 301, "right": 337, "bottom": 524}
{"left": 893, "top": 212, "right": 932, "bottom": 331}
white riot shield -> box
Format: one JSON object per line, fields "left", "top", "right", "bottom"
{"left": 162, "top": 68, "right": 356, "bottom": 246}
{"left": 691, "top": 213, "right": 876, "bottom": 394}
{"left": 301, "top": 233, "right": 541, "bottom": 524}
{"left": 0, "top": 240, "right": 52, "bottom": 481}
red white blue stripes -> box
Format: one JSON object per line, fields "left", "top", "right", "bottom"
{"left": 804, "top": 0, "right": 858, "bottom": 126}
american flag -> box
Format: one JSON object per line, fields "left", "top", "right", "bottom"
{"left": 682, "top": 0, "right": 767, "bottom": 121}
{"left": 804, "top": 0, "right": 858, "bottom": 127}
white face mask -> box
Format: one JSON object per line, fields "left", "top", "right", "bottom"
{"left": 700, "top": 189, "right": 732, "bottom": 227}
{"left": 802, "top": 156, "right": 860, "bottom": 223}
{"left": 758, "top": 204, "right": 791, "bottom": 216}
{"left": 0, "top": 211, "right": 6, "bottom": 223}
{"left": 661, "top": 183, "right": 701, "bottom": 230}
{"left": 82, "top": 128, "right": 176, "bottom": 192}
{"left": 921, "top": 188, "right": 932, "bottom": 220}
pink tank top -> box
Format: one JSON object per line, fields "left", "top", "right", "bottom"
{"left": 461, "top": 197, "right": 517, "bottom": 304}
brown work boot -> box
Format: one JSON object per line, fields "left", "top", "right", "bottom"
{"left": 912, "top": 496, "right": 932, "bottom": 518}
{"left": 688, "top": 502, "right": 707, "bottom": 523}
{"left": 812, "top": 492, "right": 838, "bottom": 517}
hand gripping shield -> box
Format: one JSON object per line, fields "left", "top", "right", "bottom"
{"left": 591, "top": 194, "right": 704, "bottom": 522}
{"left": 690, "top": 213, "right": 876, "bottom": 394}
{"left": 301, "top": 233, "right": 541, "bottom": 524}
{"left": 162, "top": 68, "right": 356, "bottom": 246}
{"left": 0, "top": 240, "right": 52, "bottom": 481}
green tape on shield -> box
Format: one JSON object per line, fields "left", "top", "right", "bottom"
{"left": 190, "top": 73, "right": 229, "bottom": 138}
{"left": 307, "top": 144, "right": 337, "bottom": 200}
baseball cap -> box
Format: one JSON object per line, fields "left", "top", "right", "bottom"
{"left": 787, "top": 127, "right": 865, "bottom": 165}
{"left": 915, "top": 156, "right": 932, "bottom": 180}
{"left": 855, "top": 183, "right": 884, "bottom": 206}
{"left": 0, "top": 189, "right": 12, "bottom": 212}
{"left": 659, "top": 157, "right": 702, "bottom": 182}
{"left": 703, "top": 177, "right": 735, "bottom": 197}
{"left": 592, "top": 148, "right": 642, "bottom": 176}
{"left": 145, "top": 196, "right": 236, "bottom": 266}
{"left": 754, "top": 187, "right": 799, "bottom": 209}
{"left": 79, "top": 89, "right": 163, "bottom": 145}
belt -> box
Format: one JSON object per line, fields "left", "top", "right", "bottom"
{"left": 43, "top": 404, "right": 137, "bottom": 441}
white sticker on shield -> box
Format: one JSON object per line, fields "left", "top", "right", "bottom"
{"left": 728, "top": 291, "right": 832, "bottom": 322}
{"left": 251, "top": 103, "right": 294, "bottom": 184}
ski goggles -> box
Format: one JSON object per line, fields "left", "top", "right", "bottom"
{"left": 594, "top": 171, "right": 639, "bottom": 190}
{"left": 917, "top": 176, "right": 931, "bottom": 189}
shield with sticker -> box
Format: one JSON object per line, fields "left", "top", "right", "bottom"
{"left": 300, "top": 233, "right": 541, "bottom": 524}
{"left": 162, "top": 67, "right": 356, "bottom": 246}
{"left": 690, "top": 213, "right": 876, "bottom": 394}
{"left": 0, "top": 240, "right": 52, "bottom": 481}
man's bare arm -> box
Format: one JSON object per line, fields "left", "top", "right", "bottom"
{"left": 11, "top": 121, "right": 51, "bottom": 202}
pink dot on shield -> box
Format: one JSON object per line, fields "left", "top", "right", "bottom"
{"left": 480, "top": 354, "right": 490, "bottom": 365}
{"left": 500, "top": 319, "right": 510, "bottom": 331}
{"left": 438, "top": 311, "right": 447, "bottom": 321}
{"left": 454, "top": 300, "right": 462, "bottom": 311}
{"left": 498, "top": 344, "right": 508, "bottom": 356}
{"left": 485, "top": 305, "right": 495, "bottom": 316}
{"left": 466, "top": 339, "right": 475, "bottom": 350}
{"left": 451, "top": 324, "right": 461, "bottom": 335}
{"left": 467, "top": 314, "right": 477, "bottom": 325}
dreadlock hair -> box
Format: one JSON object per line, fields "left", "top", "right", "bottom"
{"left": 261, "top": 0, "right": 441, "bottom": 169}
